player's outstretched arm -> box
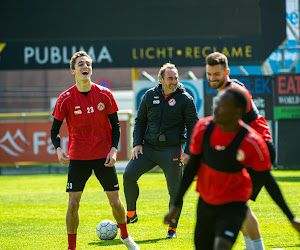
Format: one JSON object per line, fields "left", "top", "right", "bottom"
{"left": 262, "top": 171, "right": 300, "bottom": 237}
{"left": 164, "top": 206, "right": 180, "bottom": 225}
{"left": 163, "top": 153, "right": 201, "bottom": 225}
{"left": 262, "top": 171, "right": 295, "bottom": 221}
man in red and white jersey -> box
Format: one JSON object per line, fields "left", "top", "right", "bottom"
{"left": 164, "top": 88, "right": 300, "bottom": 250}
{"left": 204, "top": 52, "right": 300, "bottom": 250}
{"left": 51, "top": 51, "right": 139, "bottom": 250}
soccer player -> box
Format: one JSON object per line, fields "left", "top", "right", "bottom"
{"left": 164, "top": 87, "right": 300, "bottom": 250}
{"left": 205, "top": 52, "right": 300, "bottom": 250}
{"left": 51, "top": 51, "right": 139, "bottom": 250}
{"left": 123, "top": 63, "right": 199, "bottom": 239}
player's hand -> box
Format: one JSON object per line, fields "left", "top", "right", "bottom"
{"left": 291, "top": 217, "right": 300, "bottom": 234}
{"left": 181, "top": 153, "right": 190, "bottom": 164}
{"left": 56, "top": 147, "right": 70, "bottom": 165}
{"left": 131, "top": 145, "right": 143, "bottom": 160}
{"left": 105, "top": 147, "right": 117, "bottom": 167}
{"left": 164, "top": 206, "right": 180, "bottom": 225}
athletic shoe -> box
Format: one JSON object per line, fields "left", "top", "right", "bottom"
{"left": 120, "top": 235, "right": 140, "bottom": 250}
{"left": 127, "top": 213, "right": 138, "bottom": 224}
{"left": 166, "top": 229, "right": 177, "bottom": 239}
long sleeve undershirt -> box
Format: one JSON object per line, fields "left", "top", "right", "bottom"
{"left": 173, "top": 154, "right": 201, "bottom": 207}
{"left": 50, "top": 112, "right": 120, "bottom": 150}
{"left": 249, "top": 170, "right": 294, "bottom": 220}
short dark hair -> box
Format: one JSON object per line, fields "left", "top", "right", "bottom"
{"left": 225, "top": 87, "right": 249, "bottom": 115}
{"left": 69, "top": 51, "right": 92, "bottom": 70}
{"left": 205, "top": 52, "right": 228, "bottom": 69}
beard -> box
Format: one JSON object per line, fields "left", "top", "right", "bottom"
{"left": 208, "top": 76, "right": 226, "bottom": 90}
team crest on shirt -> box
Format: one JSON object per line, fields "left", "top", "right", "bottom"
{"left": 168, "top": 99, "right": 176, "bottom": 106}
{"left": 236, "top": 149, "right": 245, "bottom": 161}
{"left": 97, "top": 102, "right": 105, "bottom": 111}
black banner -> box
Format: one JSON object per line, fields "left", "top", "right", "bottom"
{"left": 0, "top": 38, "right": 265, "bottom": 69}
{"left": 0, "top": 0, "right": 285, "bottom": 69}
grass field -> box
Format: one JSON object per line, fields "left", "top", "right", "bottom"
{"left": 0, "top": 170, "right": 300, "bottom": 250}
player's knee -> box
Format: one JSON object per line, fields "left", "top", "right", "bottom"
{"left": 123, "top": 166, "right": 136, "bottom": 183}
{"left": 123, "top": 169, "right": 129, "bottom": 182}
{"left": 168, "top": 186, "right": 179, "bottom": 198}
{"left": 246, "top": 209, "right": 259, "bottom": 224}
{"left": 109, "top": 196, "right": 122, "bottom": 209}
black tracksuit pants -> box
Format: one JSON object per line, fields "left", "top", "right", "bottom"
{"left": 123, "top": 143, "right": 183, "bottom": 228}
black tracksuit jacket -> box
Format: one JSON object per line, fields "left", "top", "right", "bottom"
{"left": 133, "top": 83, "right": 199, "bottom": 154}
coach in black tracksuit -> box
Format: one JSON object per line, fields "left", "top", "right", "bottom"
{"left": 123, "top": 63, "right": 198, "bottom": 239}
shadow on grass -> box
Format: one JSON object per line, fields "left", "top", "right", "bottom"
{"left": 274, "top": 176, "right": 300, "bottom": 182}
{"left": 268, "top": 243, "right": 300, "bottom": 248}
{"left": 89, "top": 237, "right": 166, "bottom": 247}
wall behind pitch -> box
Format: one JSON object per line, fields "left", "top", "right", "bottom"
{"left": 276, "top": 119, "right": 300, "bottom": 167}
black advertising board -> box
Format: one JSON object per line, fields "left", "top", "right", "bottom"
{"left": 0, "top": 0, "right": 285, "bottom": 69}
{"left": 0, "top": 39, "right": 262, "bottom": 69}
{"left": 204, "top": 76, "right": 274, "bottom": 120}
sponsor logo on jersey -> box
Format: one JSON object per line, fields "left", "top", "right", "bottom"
{"left": 97, "top": 102, "right": 105, "bottom": 111}
{"left": 153, "top": 100, "right": 160, "bottom": 104}
{"left": 168, "top": 99, "right": 176, "bottom": 106}
{"left": 154, "top": 96, "right": 159, "bottom": 99}
{"left": 74, "top": 110, "right": 82, "bottom": 115}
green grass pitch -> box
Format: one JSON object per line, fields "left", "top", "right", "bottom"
{"left": 0, "top": 170, "right": 299, "bottom": 249}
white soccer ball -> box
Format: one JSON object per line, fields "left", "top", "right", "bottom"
{"left": 96, "top": 219, "right": 118, "bottom": 240}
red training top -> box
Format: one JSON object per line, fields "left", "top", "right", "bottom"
{"left": 190, "top": 116, "right": 271, "bottom": 205}
{"left": 52, "top": 83, "right": 119, "bottom": 160}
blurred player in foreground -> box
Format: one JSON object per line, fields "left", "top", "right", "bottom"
{"left": 205, "top": 52, "right": 300, "bottom": 250}
{"left": 51, "top": 51, "right": 139, "bottom": 250}
{"left": 164, "top": 88, "right": 300, "bottom": 250}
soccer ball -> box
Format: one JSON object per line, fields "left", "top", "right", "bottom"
{"left": 96, "top": 219, "right": 118, "bottom": 240}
